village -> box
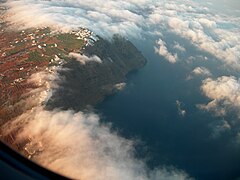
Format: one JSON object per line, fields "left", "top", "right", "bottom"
{"left": 0, "top": 24, "right": 99, "bottom": 122}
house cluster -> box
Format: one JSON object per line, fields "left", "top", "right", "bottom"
{"left": 13, "top": 77, "right": 24, "bottom": 84}
{"left": 28, "top": 28, "right": 49, "bottom": 47}
{"left": 0, "top": 26, "right": 101, "bottom": 88}
{"left": 5, "top": 27, "right": 50, "bottom": 51}
{"left": 49, "top": 54, "right": 64, "bottom": 67}
{"left": 71, "top": 28, "right": 99, "bottom": 47}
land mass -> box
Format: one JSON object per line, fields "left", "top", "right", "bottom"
{"left": 0, "top": 25, "right": 146, "bottom": 119}
{"left": 46, "top": 35, "right": 146, "bottom": 111}
{"left": 0, "top": 23, "right": 147, "bottom": 153}
{"left": 0, "top": 25, "right": 89, "bottom": 125}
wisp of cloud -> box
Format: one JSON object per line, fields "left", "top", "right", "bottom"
{"left": 0, "top": 69, "right": 192, "bottom": 180}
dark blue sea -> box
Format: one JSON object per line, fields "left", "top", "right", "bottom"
{"left": 96, "top": 35, "right": 240, "bottom": 180}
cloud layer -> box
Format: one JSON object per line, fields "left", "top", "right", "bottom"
{"left": 0, "top": 69, "right": 191, "bottom": 180}
{"left": 5, "top": 0, "right": 149, "bottom": 38}
{"left": 8, "top": 107, "right": 190, "bottom": 180}
{"left": 4, "top": 0, "right": 240, "bottom": 69}
{"left": 148, "top": 1, "right": 240, "bottom": 69}
{"left": 2, "top": 0, "right": 240, "bottom": 177}
{"left": 198, "top": 76, "right": 240, "bottom": 139}
{"left": 199, "top": 76, "right": 240, "bottom": 116}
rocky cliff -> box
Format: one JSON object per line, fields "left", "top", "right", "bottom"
{"left": 46, "top": 35, "right": 147, "bottom": 111}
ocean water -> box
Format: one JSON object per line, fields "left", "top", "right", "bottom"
{"left": 96, "top": 36, "right": 240, "bottom": 180}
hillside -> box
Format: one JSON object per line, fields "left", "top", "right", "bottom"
{"left": 46, "top": 35, "right": 147, "bottom": 110}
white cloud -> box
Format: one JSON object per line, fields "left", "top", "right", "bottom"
{"left": 2, "top": 107, "right": 191, "bottom": 180}
{"left": 148, "top": 13, "right": 163, "bottom": 24}
{"left": 148, "top": 1, "right": 240, "bottom": 69}
{"left": 198, "top": 18, "right": 217, "bottom": 28}
{"left": 173, "top": 42, "right": 186, "bottom": 52}
{"left": 176, "top": 100, "right": 186, "bottom": 117}
{"left": 4, "top": 0, "right": 240, "bottom": 69}
{"left": 198, "top": 76, "right": 240, "bottom": 138}
{"left": 168, "top": 17, "right": 189, "bottom": 30}
{"left": 198, "top": 76, "right": 240, "bottom": 116}
{"left": 154, "top": 38, "right": 178, "bottom": 63}
{"left": 4, "top": 0, "right": 149, "bottom": 38}
{"left": 69, "top": 53, "right": 102, "bottom": 65}
{"left": 0, "top": 69, "right": 192, "bottom": 180}
{"left": 192, "top": 67, "right": 212, "bottom": 77}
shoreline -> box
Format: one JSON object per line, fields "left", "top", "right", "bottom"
{"left": 0, "top": 26, "right": 147, "bottom": 160}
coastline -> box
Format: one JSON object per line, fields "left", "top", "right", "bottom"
{"left": 0, "top": 25, "right": 147, "bottom": 160}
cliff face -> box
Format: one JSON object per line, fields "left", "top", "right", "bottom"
{"left": 46, "top": 35, "right": 147, "bottom": 111}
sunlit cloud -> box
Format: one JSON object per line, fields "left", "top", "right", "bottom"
{"left": 197, "top": 76, "right": 240, "bottom": 138}
{"left": 4, "top": 0, "right": 240, "bottom": 69}
{"left": 154, "top": 38, "right": 178, "bottom": 63}
{"left": 199, "top": 76, "right": 240, "bottom": 116}
{"left": 192, "top": 67, "right": 212, "bottom": 77}
{"left": 4, "top": 0, "right": 150, "bottom": 38}
{"left": 2, "top": 0, "right": 240, "bottom": 177}
{"left": 69, "top": 53, "right": 102, "bottom": 65}
{"left": 0, "top": 69, "right": 192, "bottom": 180}
{"left": 148, "top": 1, "right": 240, "bottom": 69}
{"left": 173, "top": 42, "right": 186, "bottom": 52}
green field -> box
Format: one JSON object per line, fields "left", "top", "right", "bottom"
{"left": 27, "top": 51, "right": 45, "bottom": 62}
{"left": 57, "top": 33, "right": 84, "bottom": 50}
{"left": 45, "top": 46, "right": 65, "bottom": 56}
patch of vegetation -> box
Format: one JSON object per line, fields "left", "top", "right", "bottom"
{"left": 15, "top": 41, "right": 25, "bottom": 47}
{"left": 45, "top": 46, "right": 65, "bottom": 57}
{"left": 39, "top": 27, "right": 51, "bottom": 35}
{"left": 27, "top": 50, "right": 45, "bottom": 62}
{"left": 6, "top": 48, "right": 19, "bottom": 56}
{"left": 57, "top": 33, "right": 84, "bottom": 50}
